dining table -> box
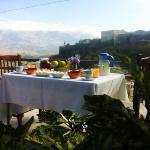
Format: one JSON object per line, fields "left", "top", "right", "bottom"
{"left": 0, "top": 72, "right": 129, "bottom": 124}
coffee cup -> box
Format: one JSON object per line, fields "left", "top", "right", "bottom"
{"left": 84, "top": 69, "right": 93, "bottom": 79}
{"left": 16, "top": 66, "right": 24, "bottom": 72}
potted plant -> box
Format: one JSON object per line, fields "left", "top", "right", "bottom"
{"left": 67, "top": 55, "right": 81, "bottom": 79}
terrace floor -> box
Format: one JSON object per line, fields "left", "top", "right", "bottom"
{"left": 10, "top": 109, "right": 46, "bottom": 133}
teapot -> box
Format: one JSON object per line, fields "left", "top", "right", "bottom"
{"left": 99, "top": 53, "right": 114, "bottom": 75}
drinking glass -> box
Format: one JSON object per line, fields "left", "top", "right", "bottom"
{"left": 92, "top": 65, "right": 100, "bottom": 78}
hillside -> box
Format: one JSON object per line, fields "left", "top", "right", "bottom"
{"left": 59, "top": 30, "right": 150, "bottom": 60}
{"left": 0, "top": 30, "right": 94, "bottom": 58}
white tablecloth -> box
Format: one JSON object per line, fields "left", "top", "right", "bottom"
{"left": 0, "top": 78, "right": 32, "bottom": 123}
{"left": 1, "top": 73, "right": 129, "bottom": 117}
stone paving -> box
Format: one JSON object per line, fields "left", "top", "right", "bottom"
{"left": 10, "top": 109, "right": 46, "bottom": 132}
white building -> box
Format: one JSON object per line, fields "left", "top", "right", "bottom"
{"left": 101, "top": 30, "right": 126, "bottom": 43}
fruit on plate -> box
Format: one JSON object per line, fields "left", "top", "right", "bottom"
{"left": 51, "top": 71, "right": 64, "bottom": 78}
{"left": 50, "top": 60, "right": 59, "bottom": 68}
{"left": 40, "top": 59, "right": 51, "bottom": 69}
{"left": 50, "top": 60, "right": 70, "bottom": 72}
{"left": 28, "top": 65, "right": 36, "bottom": 68}
{"left": 58, "top": 60, "right": 66, "bottom": 67}
{"left": 36, "top": 69, "right": 51, "bottom": 77}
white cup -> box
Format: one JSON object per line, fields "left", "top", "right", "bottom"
{"left": 16, "top": 66, "right": 24, "bottom": 72}
{"left": 84, "top": 69, "right": 92, "bottom": 79}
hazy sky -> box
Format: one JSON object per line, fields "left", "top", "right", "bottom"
{"left": 0, "top": 0, "right": 150, "bottom": 37}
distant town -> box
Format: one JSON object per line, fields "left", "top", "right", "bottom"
{"left": 0, "top": 29, "right": 150, "bottom": 58}
{"left": 101, "top": 30, "right": 150, "bottom": 45}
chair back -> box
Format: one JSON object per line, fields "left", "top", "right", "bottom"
{"left": 0, "top": 54, "right": 22, "bottom": 76}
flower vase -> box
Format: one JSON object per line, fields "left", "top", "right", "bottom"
{"left": 72, "top": 63, "right": 78, "bottom": 70}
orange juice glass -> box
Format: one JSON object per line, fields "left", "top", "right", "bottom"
{"left": 92, "top": 66, "right": 100, "bottom": 78}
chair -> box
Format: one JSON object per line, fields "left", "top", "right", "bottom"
{"left": 0, "top": 54, "right": 22, "bottom": 75}
{"left": 0, "top": 54, "right": 26, "bottom": 125}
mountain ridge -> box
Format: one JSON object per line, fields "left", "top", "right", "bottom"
{"left": 0, "top": 30, "right": 95, "bottom": 57}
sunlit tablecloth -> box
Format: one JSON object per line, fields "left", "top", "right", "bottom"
{"left": 0, "top": 78, "right": 32, "bottom": 123}
{"left": 0, "top": 73, "right": 129, "bottom": 118}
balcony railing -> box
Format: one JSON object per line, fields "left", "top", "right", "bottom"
{"left": 22, "top": 58, "right": 98, "bottom": 69}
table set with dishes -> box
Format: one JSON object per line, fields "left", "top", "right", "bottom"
{"left": 0, "top": 53, "right": 129, "bottom": 124}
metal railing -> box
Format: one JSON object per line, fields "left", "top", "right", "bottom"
{"left": 21, "top": 58, "right": 98, "bottom": 69}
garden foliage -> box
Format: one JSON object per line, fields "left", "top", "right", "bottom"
{"left": 28, "top": 95, "right": 150, "bottom": 150}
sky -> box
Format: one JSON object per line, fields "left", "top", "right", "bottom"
{"left": 0, "top": 0, "right": 150, "bottom": 37}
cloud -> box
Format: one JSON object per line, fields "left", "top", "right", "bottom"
{"left": 0, "top": 20, "right": 101, "bottom": 37}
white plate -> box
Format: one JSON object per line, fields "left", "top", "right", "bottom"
{"left": 36, "top": 74, "right": 50, "bottom": 77}
{"left": 82, "top": 78, "right": 94, "bottom": 81}
{"left": 11, "top": 71, "right": 26, "bottom": 74}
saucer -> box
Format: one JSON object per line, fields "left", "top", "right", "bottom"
{"left": 36, "top": 74, "right": 50, "bottom": 77}
{"left": 11, "top": 71, "right": 26, "bottom": 74}
{"left": 83, "top": 78, "right": 94, "bottom": 81}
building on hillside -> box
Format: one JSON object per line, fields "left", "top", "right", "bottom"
{"left": 79, "top": 39, "right": 91, "bottom": 44}
{"left": 101, "top": 30, "right": 127, "bottom": 45}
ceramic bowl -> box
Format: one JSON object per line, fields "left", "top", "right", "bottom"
{"left": 26, "top": 68, "right": 37, "bottom": 75}
{"left": 68, "top": 70, "right": 81, "bottom": 79}
{"left": 51, "top": 71, "right": 64, "bottom": 78}
{"left": 36, "top": 70, "right": 51, "bottom": 77}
